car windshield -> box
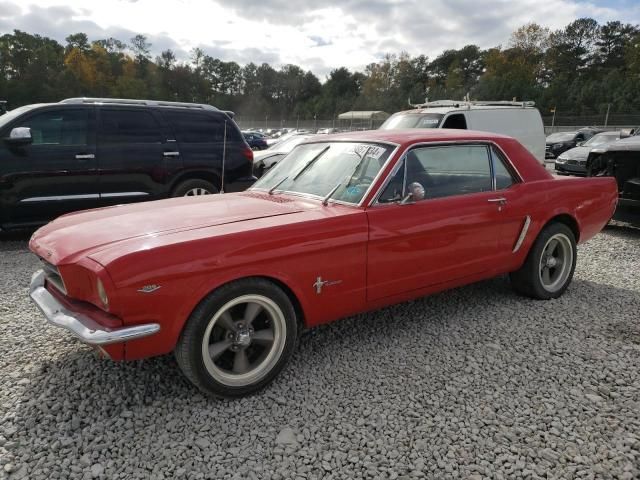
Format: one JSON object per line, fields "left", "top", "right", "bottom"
{"left": 380, "top": 113, "right": 443, "bottom": 130}
{"left": 251, "top": 141, "right": 395, "bottom": 204}
{"left": 269, "top": 135, "right": 312, "bottom": 153}
{"left": 547, "top": 132, "right": 576, "bottom": 142}
{"left": 584, "top": 133, "right": 618, "bottom": 146}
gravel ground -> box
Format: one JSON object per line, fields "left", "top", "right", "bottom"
{"left": 1, "top": 226, "right": 639, "bottom": 480}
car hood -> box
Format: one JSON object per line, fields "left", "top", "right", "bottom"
{"left": 558, "top": 146, "right": 590, "bottom": 160}
{"left": 30, "top": 192, "right": 307, "bottom": 265}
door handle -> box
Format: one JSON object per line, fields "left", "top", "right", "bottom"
{"left": 75, "top": 154, "right": 95, "bottom": 160}
{"left": 163, "top": 151, "right": 180, "bottom": 157}
{"left": 488, "top": 197, "right": 507, "bottom": 205}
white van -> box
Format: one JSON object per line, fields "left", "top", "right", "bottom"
{"left": 380, "top": 100, "right": 546, "bottom": 163}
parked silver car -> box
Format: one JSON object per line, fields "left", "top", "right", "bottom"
{"left": 555, "top": 131, "right": 622, "bottom": 176}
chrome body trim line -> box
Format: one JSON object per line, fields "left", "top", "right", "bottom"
{"left": 29, "top": 270, "right": 160, "bottom": 345}
{"left": 75, "top": 154, "right": 95, "bottom": 159}
{"left": 512, "top": 216, "right": 531, "bottom": 253}
{"left": 21, "top": 194, "right": 100, "bottom": 203}
{"left": 163, "top": 151, "right": 180, "bottom": 157}
{"left": 101, "top": 192, "right": 149, "bottom": 198}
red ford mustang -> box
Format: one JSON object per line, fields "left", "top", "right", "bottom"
{"left": 29, "top": 130, "right": 618, "bottom": 398}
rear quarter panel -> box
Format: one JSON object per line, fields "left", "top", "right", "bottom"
{"left": 507, "top": 176, "right": 617, "bottom": 272}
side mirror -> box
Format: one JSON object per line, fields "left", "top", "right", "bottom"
{"left": 6, "top": 127, "right": 33, "bottom": 145}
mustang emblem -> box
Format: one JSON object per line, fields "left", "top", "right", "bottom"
{"left": 138, "top": 284, "right": 162, "bottom": 293}
{"left": 313, "top": 276, "right": 342, "bottom": 294}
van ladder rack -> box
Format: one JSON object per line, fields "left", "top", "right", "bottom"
{"left": 410, "top": 99, "right": 535, "bottom": 109}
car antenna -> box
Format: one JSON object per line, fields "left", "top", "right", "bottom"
{"left": 221, "top": 120, "right": 227, "bottom": 194}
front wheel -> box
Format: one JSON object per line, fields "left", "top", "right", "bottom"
{"left": 175, "top": 278, "right": 298, "bottom": 398}
{"left": 510, "top": 223, "right": 577, "bottom": 300}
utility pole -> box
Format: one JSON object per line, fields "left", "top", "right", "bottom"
{"left": 296, "top": 115, "right": 299, "bottom": 131}
{"left": 550, "top": 106, "right": 556, "bottom": 131}
{"left": 265, "top": 114, "right": 268, "bottom": 131}
{"left": 604, "top": 103, "right": 611, "bottom": 127}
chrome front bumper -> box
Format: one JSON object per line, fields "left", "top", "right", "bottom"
{"left": 29, "top": 270, "right": 160, "bottom": 345}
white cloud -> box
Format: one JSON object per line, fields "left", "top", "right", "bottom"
{"left": 0, "top": 0, "right": 635, "bottom": 78}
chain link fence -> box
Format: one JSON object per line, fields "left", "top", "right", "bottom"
{"left": 236, "top": 115, "right": 640, "bottom": 134}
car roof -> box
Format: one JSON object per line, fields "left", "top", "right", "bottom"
{"left": 303, "top": 128, "right": 513, "bottom": 147}
{"left": 601, "top": 135, "right": 640, "bottom": 152}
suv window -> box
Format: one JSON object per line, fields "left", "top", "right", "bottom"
{"left": 100, "top": 109, "right": 162, "bottom": 144}
{"left": 18, "top": 109, "right": 88, "bottom": 145}
{"left": 379, "top": 145, "right": 492, "bottom": 202}
{"left": 163, "top": 111, "right": 228, "bottom": 143}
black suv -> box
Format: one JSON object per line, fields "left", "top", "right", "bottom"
{"left": 0, "top": 98, "right": 256, "bottom": 230}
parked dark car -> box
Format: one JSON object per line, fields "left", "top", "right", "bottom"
{"left": 587, "top": 135, "right": 640, "bottom": 224}
{"left": 555, "top": 131, "right": 622, "bottom": 176}
{"left": 242, "top": 131, "right": 268, "bottom": 150}
{"left": 0, "top": 97, "right": 256, "bottom": 231}
{"left": 545, "top": 128, "right": 603, "bottom": 159}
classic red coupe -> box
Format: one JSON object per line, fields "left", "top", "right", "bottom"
{"left": 29, "top": 130, "right": 618, "bottom": 397}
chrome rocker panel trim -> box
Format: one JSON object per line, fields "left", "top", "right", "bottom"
{"left": 29, "top": 270, "right": 160, "bottom": 345}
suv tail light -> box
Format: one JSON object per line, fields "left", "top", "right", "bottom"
{"left": 242, "top": 146, "right": 254, "bottom": 165}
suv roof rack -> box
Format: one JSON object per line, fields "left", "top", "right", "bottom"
{"left": 410, "top": 99, "right": 535, "bottom": 109}
{"left": 60, "top": 97, "right": 221, "bottom": 112}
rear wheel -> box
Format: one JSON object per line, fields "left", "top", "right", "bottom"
{"left": 510, "top": 222, "right": 577, "bottom": 300}
{"left": 171, "top": 179, "right": 218, "bottom": 197}
{"left": 175, "top": 278, "right": 298, "bottom": 398}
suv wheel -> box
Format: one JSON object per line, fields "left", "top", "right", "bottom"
{"left": 172, "top": 179, "right": 219, "bottom": 197}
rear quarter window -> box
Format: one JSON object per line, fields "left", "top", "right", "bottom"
{"left": 163, "top": 111, "right": 242, "bottom": 143}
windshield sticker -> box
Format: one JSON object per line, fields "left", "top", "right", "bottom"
{"left": 348, "top": 144, "right": 387, "bottom": 160}
{"left": 420, "top": 118, "right": 440, "bottom": 125}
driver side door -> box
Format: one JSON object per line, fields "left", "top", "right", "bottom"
{"left": 365, "top": 143, "right": 505, "bottom": 302}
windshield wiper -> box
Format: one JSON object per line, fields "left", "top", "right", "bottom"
{"left": 268, "top": 176, "right": 289, "bottom": 195}
{"left": 292, "top": 146, "right": 330, "bottom": 181}
{"left": 322, "top": 182, "right": 342, "bottom": 206}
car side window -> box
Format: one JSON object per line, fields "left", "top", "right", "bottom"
{"left": 18, "top": 109, "right": 88, "bottom": 146}
{"left": 163, "top": 111, "right": 225, "bottom": 143}
{"left": 378, "top": 145, "right": 492, "bottom": 203}
{"left": 491, "top": 146, "right": 517, "bottom": 190}
{"left": 100, "top": 109, "right": 161, "bottom": 144}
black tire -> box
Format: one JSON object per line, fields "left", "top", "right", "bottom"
{"left": 175, "top": 278, "right": 298, "bottom": 398}
{"left": 171, "top": 179, "right": 218, "bottom": 197}
{"left": 509, "top": 222, "right": 577, "bottom": 300}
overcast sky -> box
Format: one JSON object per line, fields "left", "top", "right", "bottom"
{"left": 0, "top": 0, "right": 638, "bottom": 78}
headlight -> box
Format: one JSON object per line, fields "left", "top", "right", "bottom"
{"left": 96, "top": 278, "right": 109, "bottom": 309}
{"left": 556, "top": 155, "right": 568, "bottom": 163}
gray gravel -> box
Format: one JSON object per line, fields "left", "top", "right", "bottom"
{"left": 1, "top": 226, "right": 639, "bottom": 480}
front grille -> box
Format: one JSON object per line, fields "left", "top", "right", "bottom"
{"left": 40, "top": 259, "right": 67, "bottom": 295}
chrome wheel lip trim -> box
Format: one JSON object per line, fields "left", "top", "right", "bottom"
{"left": 201, "top": 295, "right": 286, "bottom": 387}
{"left": 538, "top": 233, "right": 573, "bottom": 293}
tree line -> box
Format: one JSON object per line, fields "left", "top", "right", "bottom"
{"left": 1, "top": 18, "right": 639, "bottom": 120}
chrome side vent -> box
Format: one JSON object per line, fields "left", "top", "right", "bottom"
{"left": 40, "top": 259, "right": 67, "bottom": 295}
